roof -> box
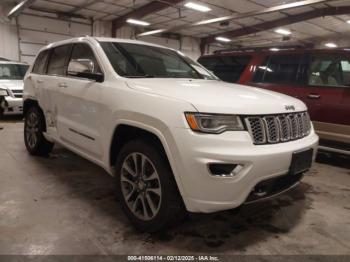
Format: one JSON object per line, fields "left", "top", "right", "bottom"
{"left": 38, "top": 36, "right": 175, "bottom": 53}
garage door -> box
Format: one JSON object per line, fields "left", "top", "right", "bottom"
{"left": 17, "top": 14, "right": 92, "bottom": 64}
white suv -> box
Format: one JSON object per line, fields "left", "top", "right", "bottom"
{"left": 23, "top": 37, "right": 319, "bottom": 232}
{"left": 0, "top": 60, "right": 29, "bottom": 115}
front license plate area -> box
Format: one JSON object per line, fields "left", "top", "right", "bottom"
{"left": 289, "top": 148, "right": 313, "bottom": 175}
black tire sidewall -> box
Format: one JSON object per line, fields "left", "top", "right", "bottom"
{"left": 24, "top": 106, "right": 52, "bottom": 155}
{"left": 115, "top": 139, "right": 184, "bottom": 232}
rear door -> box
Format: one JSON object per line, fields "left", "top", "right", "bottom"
{"left": 46, "top": 44, "right": 73, "bottom": 138}
{"left": 248, "top": 53, "right": 303, "bottom": 99}
{"left": 298, "top": 52, "right": 350, "bottom": 143}
{"left": 28, "top": 49, "right": 54, "bottom": 128}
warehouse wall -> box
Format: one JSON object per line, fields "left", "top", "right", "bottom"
{"left": 17, "top": 13, "right": 92, "bottom": 64}
{"left": 0, "top": 3, "right": 19, "bottom": 61}
{"left": 0, "top": 20, "right": 19, "bottom": 61}
{"left": 0, "top": 12, "right": 203, "bottom": 64}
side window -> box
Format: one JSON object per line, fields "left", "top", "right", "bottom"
{"left": 198, "top": 56, "right": 252, "bottom": 83}
{"left": 47, "top": 45, "right": 72, "bottom": 76}
{"left": 307, "top": 54, "right": 350, "bottom": 88}
{"left": 68, "top": 43, "right": 102, "bottom": 74}
{"left": 32, "top": 50, "right": 49, "bottom": 74}
{"left": 252, "top": 57, "right": 268, "bottom": 83}
{"left": 253, "top": 54, "right": 301, "bottom": 84}
{"left": 341, "top": 60, "right": 350, "bottom": 85}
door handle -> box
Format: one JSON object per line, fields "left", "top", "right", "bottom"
{"left": 307, "top": 94, "right": 320, "bottom": 99}
{"left": 36, "top": 79, "right": 43, "bottom": 83}
{"left": 58, "top": 83, "right": 67, "bottom": 88}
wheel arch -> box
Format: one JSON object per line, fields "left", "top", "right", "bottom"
{"left": 109, "top": 122, "right": 186, "bottom": 198}
{"left": 23, "top": 99, "right": 40, "bottom": 116}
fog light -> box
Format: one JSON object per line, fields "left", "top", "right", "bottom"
{"left": 209, "top": 163, "right": 243, "bottom": 177}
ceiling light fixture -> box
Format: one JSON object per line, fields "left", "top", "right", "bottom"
{"left": 185, "top": 2, "right": 212, "bottom": 12}
{"left": 270, "top": 48, "right": 280, "bottom": 51}
{"left": 347, "top": 20, "right": 350, "bottom": 24}
{"left": 275, "top": 28, "right": 291, "bottom": 35}
{"left": 215, "top": 36, "right": 231, "bottom": 42}
{"left": 126, "top": 18, "right": 150, "bottom": 26}
{"left": 325, "top": 42, "right": 337, "bottom": 48}
{"left": 138, "top": 29, "right": 166, "bottom": 36}
{"left": 138, "top": 0, "right": 328, "bottom": 37}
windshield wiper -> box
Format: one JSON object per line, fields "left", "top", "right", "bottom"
{"left": 126, "top": 74, "right": 155, "bottom": 78}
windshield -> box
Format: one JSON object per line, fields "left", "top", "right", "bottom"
{"left": 100, "top": 42, "right": 217, "bottom": 80}
{"left": 0, "top": 64, "right": 29, "bottom": 80}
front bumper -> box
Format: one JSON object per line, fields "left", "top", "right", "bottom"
{"left": 3, "top": 96, "right": 23, "bottom": 115}
{"left": 169, "top": 128, "right": 319, "bottom": 213}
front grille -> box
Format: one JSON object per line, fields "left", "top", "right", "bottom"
{"left": 245, "top": 112, "right": 311, "bottom": 145}
{"left": 12, "top": 90, "right": 23, "bottom": 98}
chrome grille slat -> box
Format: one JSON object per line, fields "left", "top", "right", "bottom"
{"left": 245, "top": 117, "right": 266, "bottom": 144}
{"left": 245, "top": 112, "right": 311, "bottom": 145}
{"left": 263, "top": 116, "right": 279, "bottom": 143}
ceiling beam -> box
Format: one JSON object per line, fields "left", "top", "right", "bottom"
{"left": 68, "top": 0, "right": 100, "bottom": 14}
{"left": 202, "top": 5, "right": 350, "bottom": 45}
{"left": 111, "top": 0, "right": 182, "bottom": 37}
{"left": 138, "top": 0, "right": 327, "bottom": 37}
{"left": 7, "top": 0, "right": 36, "bottom": 19}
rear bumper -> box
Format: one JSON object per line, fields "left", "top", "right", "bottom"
{"left": 3, "top": 97, "right": 23, "bottom": 115}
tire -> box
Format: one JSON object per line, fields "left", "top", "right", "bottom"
{"left": 115, "top": 139, "right": 186, "bottom": 232}
{"left": 24, "top": 106, "right": 54, "bottom": 156}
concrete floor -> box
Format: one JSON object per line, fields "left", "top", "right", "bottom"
{"left": 0, "top": 119, "right": 349, "bottom": 255}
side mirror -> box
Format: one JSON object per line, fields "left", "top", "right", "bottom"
{"left": 67, "top": 59, "right": 104, "bottom": 82}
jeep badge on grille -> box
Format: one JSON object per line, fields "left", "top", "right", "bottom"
{"left": 285, "top": 105, "right": 295, "bottom": 111}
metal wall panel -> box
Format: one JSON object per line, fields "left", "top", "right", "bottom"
{"left": 0, "top": 20, "right": 19, "bottom": 61}
{"left": 17, "top": 14, "right": 92, "bottom": 64}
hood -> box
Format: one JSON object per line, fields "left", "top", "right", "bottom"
{"left": 0, "top": 80, "right": 24, "bottom": 91}
{"left": 126, "top": 79, "right": 307, "bottom": 115}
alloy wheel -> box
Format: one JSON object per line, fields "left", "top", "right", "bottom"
{"left": 120, "top": 152, "right": 162, "bottom": 221}
{"left": 25, "top": 111, "right": 39, "bottom": 149}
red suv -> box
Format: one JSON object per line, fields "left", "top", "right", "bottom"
{"left": 198, "top": 48, "right": 350, "bottom": 153}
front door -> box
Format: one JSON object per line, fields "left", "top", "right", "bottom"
{"left": 55, "top": 43, "right": 105, "bottom": 159}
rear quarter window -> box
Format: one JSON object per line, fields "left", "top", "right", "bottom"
{"left": 32, "top": 50, "right": 50, "bottom": 74}
{"left": 198, "top": 55, "right": 252, "bottom": 83}
{"left": 253, "top": 54, "right": 302, "bottom": 84}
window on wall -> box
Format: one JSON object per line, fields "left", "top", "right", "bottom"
{"left": 253, "top": 54, "right": 302, "bottom": 84}
{"left": 307, "top": 54, "right": 350, "bottom": 87}
{"left": 198, "top": 56, "right": 252, "bottom": 83}
{"left": 47, "top": 45, "right": 72, "bottom": 76}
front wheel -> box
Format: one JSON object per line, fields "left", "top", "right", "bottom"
{"left": 24, "top": 106, "right": 54, "bottom": 156}
{"left": 115, "top": 139, "right": 186, "bottom": 232}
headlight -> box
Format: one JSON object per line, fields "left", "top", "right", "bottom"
{"left": 0, "top": 89, "right": 8, "bottom": 97}
{"left": 185, "top": 112, "right": 244, "bottom": 134}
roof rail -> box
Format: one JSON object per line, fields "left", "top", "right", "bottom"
{"left": 213, "top": 45, "right": 307, "bottom": 54}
